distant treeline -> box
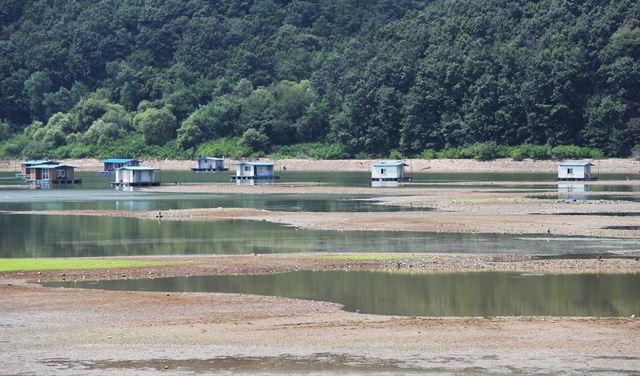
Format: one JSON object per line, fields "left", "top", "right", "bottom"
{"left": 0, "top": 0, "right": 638, "bottom": 159}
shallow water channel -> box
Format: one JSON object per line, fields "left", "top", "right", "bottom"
{"left": 44, "top": 271, "right": 640, "bottom": 316}
{"left": 2, "top": 214, "right": 638, "bottom": 257}
{"left": 1, "top": 170, "right": 638, "bottom": 258}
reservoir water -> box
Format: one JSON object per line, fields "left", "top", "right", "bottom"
{"left": 43, "top": 271, "right": 640, "bottom": 317}
{"left": 1, "top": 214, "right": 638, "bottom": 257}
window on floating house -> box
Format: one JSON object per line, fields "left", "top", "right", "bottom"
{"left": 56, "top": 169, "right": 66, "bottom": 178}
{"left": 380, "top": 168, "right": 386, "bottom": 174}
{"left": 567, "top": 168, "right": 573, "bottom": 174}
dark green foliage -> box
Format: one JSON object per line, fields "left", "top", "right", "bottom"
{"left": 194, "top": 138, "right": 251, "bottom": 159}
{"left": 418, "top": 144, "right": 603, "bottom": 161}
{"left": 271, "top": 142, "right": 350, "bottom": 159}
{"left": 240, "top": 128, "right": 270, "bottom": 153}
{"left": 0, "top": 0, "right": 636, "bottom": 158}
{"left": 133, "top": 107, "right": 178, "bottom": 146}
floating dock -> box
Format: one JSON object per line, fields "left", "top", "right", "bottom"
{"left": 370, "top": 177, "right": 412, "bottom": 182}
{"left": 110, "top": 181, "right": 160, "bottom": 187}
{"left": 230, "top": 175, "right": 280, "bottom": 180}
{"left": 192, "top": 167, "right": 229, "bottom": 172}
{"left": 26, "top": 179, "right": 82, "bottom": 184}
{"left": 556, "top": 177, "right": 599, "bottom": 181}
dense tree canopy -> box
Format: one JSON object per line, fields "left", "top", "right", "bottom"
{"left": 0, "top": 0, "right": 638, "bottom": 158}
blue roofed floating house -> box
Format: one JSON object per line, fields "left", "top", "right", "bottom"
{"left": 17, "top": 160, "right": 59, "bottom": 178}
{"left": 100, "top": 158, "right": 140, "bottom": 174}
{"left": 26, "top": 164, "right": 81, "bottom": 184}
{"left": 112, "top": 166, "right": 160, "bottom": 186}
{"left": 371, "top": 161, "right": 411, "bottom": 182}
{"left": 557, "top": 161, "right": 597, "bottom": 181}
{"left": 192, "top": 157, "right": 227, "bottom": 172}
{"left": 232, "top": 162, "right": 279, "bottom": 180}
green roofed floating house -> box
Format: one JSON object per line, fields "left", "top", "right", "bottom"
{"left": 371, "top": 161, "right": 411, "bottom": 182}
{"left": 100, "top": 158, "right": 140, "bottom": 174}
{"left": 17, "top": 160, "right": 59, "bottom": 179}
{"left": 112, "top": 166, "right": 160, "bottom": 187}
{"left": 231, "top": 162, "right": 279, "bottom": 180}
{"left": 557, "top": 162, "right": 597, "bottom": 181}
{"left": 26, "top": 164, "right": 81, "bottom": 185}
{"left": 192, "top": 157, "right": 227, "bottom": 172}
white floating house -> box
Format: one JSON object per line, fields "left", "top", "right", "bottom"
{"left": 192, "top": 157, "right": 227, "bottom": 172}
{"left": 112, "top": 166, "right": 160, "bottom": 186}
{"left": 371, "top": 161, "right": 410, "bottom": 182}
{"left": 26, "top": 164, "right": 81, "bottom": 184}
{"left": 100, "top": 158, "right": 140, "bottom": 174}
{"left": 557, "top": 162, "right": 596, "bottom": 181}
{"left": 232, "top": 162, "right": 279, "bottom": 180}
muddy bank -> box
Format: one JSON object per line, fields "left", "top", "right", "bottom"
{"left": 1, "top": 278, "right": 638, "bottom": 375}
{"left": 2, "top": 157, "right": 639, "bottom": 173}
{"left": 2, "top": 253, "right": 639, "bottom": 283}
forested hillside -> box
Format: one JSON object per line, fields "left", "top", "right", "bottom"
{"left": 0, "top": 0, "right": 638, "bottom": 159}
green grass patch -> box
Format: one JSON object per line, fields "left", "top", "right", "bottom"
{"left": 319, "top": 253, "right": 428, "bottom": 262}
{"left": 0, "top": 258, "right": 185, "bottom": 272}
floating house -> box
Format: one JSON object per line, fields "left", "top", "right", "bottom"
{"left": 26, "top": 164, "right": 81, "bottom": 184}
{"left": 100, "top": 158, "right": 140, "bottom": 174}
{"left": 192, "top": 157, "right": 227, "bottom": 172}
{"left": 557, "top": 162, "right": 597, "bottom": 181}
{"left": 371, "top": 161, "right": 410, "bottom": 182}
{"left": 112, "top": 166, "right": 159, "bottom": 186}
{"left": 232, "top": 162, "right": 279, "bottom": 180}
{"left": 17, "top": 160, "right": 59, "bottom": 178}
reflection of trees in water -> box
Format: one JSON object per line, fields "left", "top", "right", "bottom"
{"left": 51, "top": 271, "right": 640, "bottom": 317}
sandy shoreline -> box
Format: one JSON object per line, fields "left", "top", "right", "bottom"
{"left": 1, "top": 253, "right": 639, "bottom": 374}
{"left": 1, "top": 279, "right": 638, "bottom": 375}
{"left": 2, "top": 157, "right": 639, "bottom": 173}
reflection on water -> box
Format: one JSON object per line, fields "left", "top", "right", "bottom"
{"left": 38, "top": 354, "right": 640, "bottom": 375}
{"left": 44, "top": 271, "right": 640, "bottom": 317}
{"left": 0, "top": 192, "right": 425, "bottom": 213}
{"left": 2, "top": 214, "right": 638, "bottom": 258}
{"left": 558, "top": 183, "right": 591, "bottom": 201}
{"left": 371, "top": 181, "right": 400, "bottom": 188}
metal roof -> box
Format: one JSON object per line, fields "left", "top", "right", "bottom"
{"left": 29, "top": 164, "right": 76, "bottom": 169}
{"left": 117, "top": 166, "right": 159, "bottom": 171}
{"left": 236, "top": 162, "right": 274, "bottom": 166}
{"left": 20, "top": 160, "right": 57, "bottom": 165}
{"left": 373, "top": 162, "right": 407, "bottom": 167}
{"left": 198, "top": 157, "right": 224, "bottom": 161}
{"left": 100, "top": 158, "right": 139, "bottom": 163}
{"left": 559, "top": 162, "right": 593, "bottom": 166}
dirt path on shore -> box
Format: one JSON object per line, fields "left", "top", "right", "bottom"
{"left": 2, "top": 157, "right": 640, "bottom": 173}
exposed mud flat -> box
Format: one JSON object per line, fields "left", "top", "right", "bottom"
{"left": 1, "top": 277, "right": 638, "bottom": 375}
